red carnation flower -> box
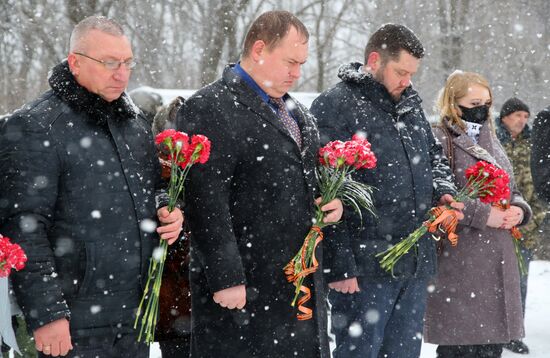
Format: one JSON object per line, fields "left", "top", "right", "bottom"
{"left": 0, "top": 235, "right": 27, "bottom": 278}
{"left": 465, "top": 161, "right": 510, "bottom": 204}
{"left": 155, "top": 129, "right": 178, "bottom": 145}
{"left": 187, "top": 134, "right": 211, "bottom": 165}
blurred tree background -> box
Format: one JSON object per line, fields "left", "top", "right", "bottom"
{"left": 1, "top": 0, "right": 549, "bottom": 115}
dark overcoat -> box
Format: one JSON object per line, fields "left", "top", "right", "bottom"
{"left": 310, "top": 62, "right": 456, "bottom": 282}
{"left": 425, "top": 120, "right": 532, "bottom": 345}
{"left": 178, "top": 65, "right": 329, "bottom": 358}
{"left": 0, "top": 62, "right": 163, "bottom": 337}
{"left": 531, "top": 106, "right": 550, "bottom": 204}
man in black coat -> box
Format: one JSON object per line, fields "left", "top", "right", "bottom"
{"left": 178, "top": 10, "right": 342, "bottom": 358}
{"left": 532, "top": 106, "right": 550, "bottom": 205}
{"left": 0, "top": 16, "right": 183, "bottom": 357}
{"left": 531, "top": 106, "right": 550, "bottom": 266}
{"left": 310, "top": 24, "right": 462, "bottom": 358}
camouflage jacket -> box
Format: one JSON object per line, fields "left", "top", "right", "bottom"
{"left": 496, "top": 117, "right": 547, "bottom": 254}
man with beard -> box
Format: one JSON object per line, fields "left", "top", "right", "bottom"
{"left": 0, "top": 16, "right": 183, "bottom": 357}
{"left": 310, "top": 24, "right": 463, "bottom": 358}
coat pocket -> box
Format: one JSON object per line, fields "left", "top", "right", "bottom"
{"left": 76, "top": 242, "right": 96, "bottom": 296}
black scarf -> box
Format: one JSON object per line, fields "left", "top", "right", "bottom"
{"left": 48, "top": 60, "right": 137, "bottom": 125}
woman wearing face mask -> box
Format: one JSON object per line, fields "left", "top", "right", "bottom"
{"left": 423, "top": 71, "right": 532, "bottom": 358}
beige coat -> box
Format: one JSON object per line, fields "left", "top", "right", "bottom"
{"left": 424, "top": 120, "right": 532, "bottom": 345}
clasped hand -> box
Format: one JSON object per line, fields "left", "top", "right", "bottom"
{"left": 487, "top": 205, "right": 523, "bottom": 229}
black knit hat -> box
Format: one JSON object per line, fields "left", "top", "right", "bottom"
{"left": 500, "top": 97, "right": 530, "bottom": 118}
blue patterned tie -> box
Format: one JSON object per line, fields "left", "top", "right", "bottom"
{"left": 270, "top": 97, "right": 302, "bottom": 149}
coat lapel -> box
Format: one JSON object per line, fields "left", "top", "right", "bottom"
{"left": 222, "top": 65, "right": 319, "bottom": 198}
{"left": 222, "top": 66, "right": 300, "bottom": 151}
{"left": 291, "top": 99, "right": 320, "bottom": 198}
{"left": 451, "top": 124, "right": 500, "bottom": 167}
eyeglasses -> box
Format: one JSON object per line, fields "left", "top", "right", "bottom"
{"left": 73, "top": 52, "right": 137, "bottom": 70}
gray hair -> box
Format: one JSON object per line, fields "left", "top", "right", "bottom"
{"left": 69, "top": 15, "right": 125, "bottom": 52}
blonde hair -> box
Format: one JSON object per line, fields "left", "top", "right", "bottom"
{"left": 436, "top": 70, "right": 494, "bottom": 130}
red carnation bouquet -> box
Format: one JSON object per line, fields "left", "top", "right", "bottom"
{"left": 0, "top": 234, "right": 27, "bottom": 278}
{"left": 377, "top": 161, "right": 512, "bottom": 275}
{"left": 135, "top": 129, "right": 210, "bottom": 344}
{"left": 284, "top": 134, "right": 377, "bottom": 320}
{"left": 458, "top": 162, "right": 526, "bottom": 275}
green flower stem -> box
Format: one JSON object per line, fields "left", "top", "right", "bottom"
{"left": 318, "top": 166, "right": 347, "bottom": 207}
{"left": 376, "top": 225, "right": 428, "bottom": 276}
{"left": 135, "top": 156, "right": 191, "bottom": 344}
{"left": 513, "top": 239, "right": 528, "bottom": 276}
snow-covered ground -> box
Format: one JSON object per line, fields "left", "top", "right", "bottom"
{"left": 150, "top": 260, "right": 550, "bottom": 357}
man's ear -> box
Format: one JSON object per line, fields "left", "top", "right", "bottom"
{"left": 366, "top": 51, "right": 381, "bottom": 72}
{"left": 250, "top": 40, "right": 266, "bottom": 63}
{"left": 67, "top": 53, "right": 80, "bottom": 76}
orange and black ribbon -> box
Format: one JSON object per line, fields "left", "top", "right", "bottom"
{"left": 424, "top": 206, "right": 459, "bottom": 246}
{"left": 284, "top": 226, "right": 323, "bottom": 320}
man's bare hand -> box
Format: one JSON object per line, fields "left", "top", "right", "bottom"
{"left": 213, "top": 284, "right": 246, "bottom": 309}
{"left": 157, "top": 206, "right": 184, "bottom": 244}
{"left": 438, "top": 194, "right": 465, "bottom": 220}
{"left": 329, "top": 277, "right": 360, "bottom": 294}
{"left": 34, "top": 318, "right": 72, "bottom": 357}
{"left": 315, "top": 197, "right": 344, "bottom": 223}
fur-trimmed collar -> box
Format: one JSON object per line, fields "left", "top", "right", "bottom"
{"left": 337, "top": 62, "right": 372, "bottom": 84}
{"left": 48, "top": 60, "right": 138, "bottom": 125}
{"left": 337, "top": 62, "right": 420, "bottom": 110}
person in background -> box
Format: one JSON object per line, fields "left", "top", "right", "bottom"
{"left": 425, "top": 71, "right": 532, "bottom": 358}
{"left": 152, "top": 96, "right": 184, "bottom": 136}
{"left": 129, "top": 87, "right": 163, "bottom": 124}
{"left": 178, "top": 10, "right": 342, "bottom": 358}
{"left": 496, "top": 97, "right": 548, "bottom": 354}
{"left": 0, "top": 15, "right": 183, "bottom": 357}
{"left": 310, "top": 24, "right": 462, "bottom": 358}
{"left": 531, "top": 104, "right": 550, "bottom": 256}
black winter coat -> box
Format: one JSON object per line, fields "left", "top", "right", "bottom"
{"left": 532, "top": 106, "right": 550, "bottom": 204}
{"left": 0, "top": 62, "right": 163, "bottom": 337}
{"left": 310, "top": 63, "right": 456, "bottom": 281}
{"left": 178, "top": 65, "right": 329, "bottom": 358}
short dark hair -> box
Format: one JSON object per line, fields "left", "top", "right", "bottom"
{"left": 364, "top": 23, "right": 424, "bottom": 64}
{"left": 242, "top": 10, "right": 309, "bottom": 58}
